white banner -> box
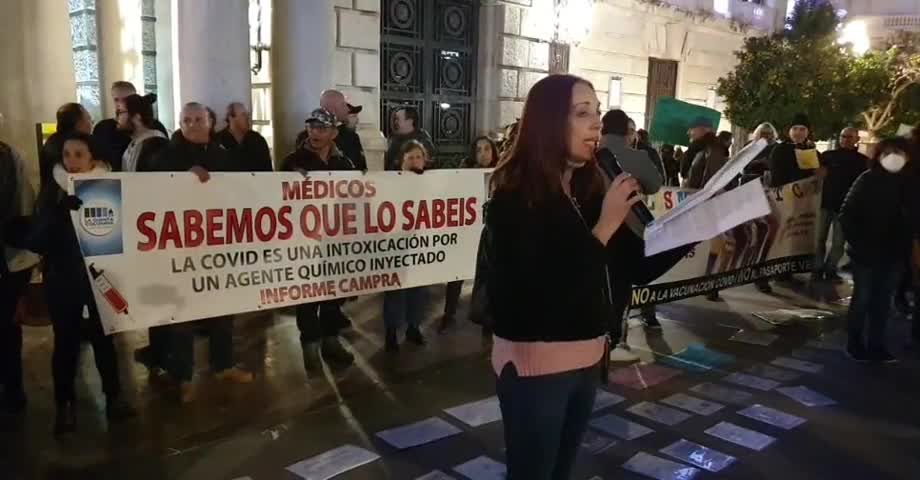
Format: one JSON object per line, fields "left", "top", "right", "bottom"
{"left": 68, "top": 170, "right": 488, "bottom": 333}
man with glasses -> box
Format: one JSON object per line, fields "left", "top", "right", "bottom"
{"left": 814, "top": 127, "right": 867, "bottom": 282}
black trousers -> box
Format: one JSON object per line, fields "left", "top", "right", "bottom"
{"left": 48, "top": 295, "right": 121, "bottom": 405}
{"left": 444, "top": 281, "right": 463, "bottom": 317}
{"left": 166, "top": 316, "right": 235, "bottom": 382}
{"left": 0, "top": 269, "right": 32, "bottom": 400}
{"left": 295, "top": 299, "right": 345, "bottom": 345}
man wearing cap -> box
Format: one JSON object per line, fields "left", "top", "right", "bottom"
{"left": 768, "top": 114, "right": 819, "bottom": 188}
{"left": 281, "top": 108, "right": 356, "bottom": 375}
{"left": 685, "top": 116, "right": 728, "bottom": 190}
{"left": 216, "top": 102, "right": 273, "bottom": 172}
{"left": 319, "top": 89, "right": 367, "bottom": 171}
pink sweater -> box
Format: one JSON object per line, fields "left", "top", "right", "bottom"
{"left": 491, "top": 335, "right": 606, "bottom": 377}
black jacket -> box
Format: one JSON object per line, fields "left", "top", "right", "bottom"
{"left": 839, "top": 167, "right": 915, "bottom": 265}
{"left": 92, "top": 118, "right": 169, "bottom": 171}
{"left": 487, "top": 189, "right": 610, "bottom": 342}
{"left": 39, "top": 132, "right": 67, "bottom": 191}
{"left": 280, "top": 145, "right": 355, "bottom": 173}
{"left": 385, "top": 129, "right": 437, "bottom": 170}
{"left": 819, "top": 147, "right": 867, "bottom": 212}
{"left": 686, "top": 132, "right": 728, "bottom": 189}
{"left": 215, "top": 128, "right": 273, "bottom": 172}
{"left": 768, "top": 141, "right": 818, "bottom": 187}
{"left": 335, "top": 126, "right": 366, "bottom": 171}
{"left": 132, "top": 136, "right": 170, "bottom": 172}
{"left": 152, "top": 135, "right": 239, "bottom": 173}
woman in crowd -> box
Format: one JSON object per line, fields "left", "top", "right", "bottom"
{"left": 39, "top": 103, "right": 93, "bottom": 191}
{"left": 840, "top": 137, "right": 917, "bottom": 364}
{"left": 486, "top": 74, "right": 639, "bottom": 479}
{"left": 383, "top": 140, "right": 432, "bottom": 352}
{"left": 27, "top": 133, "right": 136, "bottom": 435}
{"left": 439, "top": 136, "right": 500, "bottom": 334}
{"left": 745, "top": 122, "right": 779, "bottom": 294}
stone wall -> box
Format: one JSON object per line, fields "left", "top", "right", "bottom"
{"left": 333, "top": 0, "right": 387, "bottom": 170}
{"left": 478, "top": 0, "right": 764, "bottom": 136}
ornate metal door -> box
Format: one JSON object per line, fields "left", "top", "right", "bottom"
{"left": 380, "top": 0, "right": 479, "bottom": 167}
{"left": 645, "top": 58, "right": 679, "bottom": 129}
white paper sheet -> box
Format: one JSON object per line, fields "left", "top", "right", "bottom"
{"left": 722, "top": 372, "right": 781, "bottom": 391}
{"left": 622, "top": 452, "right": 701, "bottom": 480}
{"left": 444, "top": 397, "right": 502, "bottom": 427}
{"left": 285, "top": 445, "right": 380, "bottom": 480}
{"left": 453, "top": 456, "right": 507, "bottom": 480}
{"left": 627, "top": 401, "right": 693, "bottom": 426}
{"left": 645, "top": 179, "right": 771, "bottom": 256}
{"left": 771, "top": 357, "right": 823, "bottom": 374}
{"left": 705, "top": 422, "right": 776, "bottom": 451}
{"left": 416, "top": 470, "right": 456, "bottom": 480}
{"left": 661, "top": 393, "right": 725, "bottom": 416}
{"left": 729, "top": 330, "right": 779, "bottom": 346}
{"left": 590, "top": 413, "right": 655, "bottom": 440}
{"left": 737, "top": 404, "right": 806, "bottom": 430}
{"left": 375, "top": 417, "right": 462, "bottom": 450}
{"left": 593, "top": 389, "right": 626, "bottom": 412}
{"left": 777, "top": 386, "right": 837, "bottom": 407}
{"left": 660, "top": 439, "right": 736, "bottom": 473}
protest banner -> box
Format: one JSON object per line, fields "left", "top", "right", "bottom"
{"left": 631, "top": 177, "right": 819, "bottom": 307}
{"left": 68, "top": 170, "right": 488, "bottom": 333}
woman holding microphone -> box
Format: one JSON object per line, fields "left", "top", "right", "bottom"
{"left": 486, "top": 74, "right": 639, "bottom": 479}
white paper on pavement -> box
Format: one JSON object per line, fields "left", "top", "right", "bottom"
{"left": 416, "top": 470, "right": 457, "bottom": 480}
{"left": 375, "top": 417, "right": 462, "bottom": 450}
{"left": 453, "top": 456, "right": 507, "bottom": 480}
{"left": 645, "top": 178, "right": 771, "bottom": 256}
{"left": 444, "top": 396, "right": 502, "bottom": 427}
{"left": 285, "top": 444, "right": 380, "bottom": 480}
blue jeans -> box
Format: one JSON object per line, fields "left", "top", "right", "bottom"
{"left": 848, "top": 262, "right": 902, "bottom": 352}
{"left": 496, "top": 363, "right": 598, "bottom": 480}
{"left": 815, "top": 209, "right": 846, "bottom": 274}
{"left": 383, "top": 287, "right": 426, "bottom": 332}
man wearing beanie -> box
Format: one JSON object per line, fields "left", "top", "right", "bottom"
{"left": 768, "top": 113, "right": 820, "bottom": 188}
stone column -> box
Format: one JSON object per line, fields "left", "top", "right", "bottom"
{"left": 96, "top": 0, "right": 145, "bottom": 118}
{"left": 270, "top": 0, "right": 335, "bottom": 158}
{"left": 170, "top": 0, "right": 251, "bottom": 130}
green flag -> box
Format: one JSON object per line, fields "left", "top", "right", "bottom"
{"left": 648, "top": 98, "right": 721, "bottom": 147}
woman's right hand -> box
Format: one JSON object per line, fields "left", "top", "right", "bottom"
{"left": 592, "top": 173, "right": 641, "bottom": 244}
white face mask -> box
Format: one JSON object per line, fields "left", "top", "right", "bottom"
{"left": 880, "top": 153, "right": 906, "bottom": 173}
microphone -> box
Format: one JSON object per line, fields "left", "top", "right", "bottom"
{"left": 596, "top": 147, "right": 655, "bottom": 226}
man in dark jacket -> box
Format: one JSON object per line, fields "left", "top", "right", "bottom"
{"left": 119, "top": 94, "right": 169, "bottom": 172}
{"left": 92, "top": 81, "right": 169, "bottom": 171}
{"left": 385, "top": 106, "right": 436, "bottom": 170}
{"left": 686, "top": 117, "right": 728, "bottom": 190}
{"left": 215, "top": 102, "right": 273, "bottom": 172}
{"left": 281, "top": 108, "right": 356, "bottom": 376}
{"left": 814, "top": 127, "right": 867, "bottom": 282}
{"left": 768, "top": 114, "right": 819, "bottom": 188}
{"left": 146, "top": 102, "right": 253, "bottom": 403}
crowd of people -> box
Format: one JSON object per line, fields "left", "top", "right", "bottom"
{"left": 0, "top": 81, "right": 500, "bottom": 435}
{"left": 2, "top": 74, "right": 920, "bottom": 480}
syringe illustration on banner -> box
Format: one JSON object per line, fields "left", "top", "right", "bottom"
{"left": 88, "top": 264, "right": 131, "bottom": 318}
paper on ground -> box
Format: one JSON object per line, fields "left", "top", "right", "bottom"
{"left": 722, "top": 372, "right": 781, "bottom": 391}
{"left": 444, "top": 397, "right": 502, "bottom": 427}
{"left": 705, "top": 421, "right": 776, "bottom": 451}
{"left": 738, "top": 404, "right": 806, "bottom": 430}
{"left": 622, "top": 452, "right": 701, "bottom": 480}
{"left": 745, "top": 364, "right": 802, "bottom": 382}
{"left": 771, "top": 357, "right": 823, "bottom": 374}
{"left": 285, "top": 445, "right": 380, "bottom": 480}
{"left": 689, "top": 383, "right": 754, "bottom": 405}
{"left": 453, "top": 456, "right": 506, "bottom": 480}
{"left": 581, "top": 430, "right": 618, "bottom": 454}
{"left": 660, "top": 439, "right": 736, "bottom": 473}
{"left": 777, "top": 386, "right": 837, "bottom": 407}
{"left": 729, "top": 330, "right": 779, "bottom": 346}
{"left": 627, "top": 401, "right": 693, "bottom": 426}
{"left": 416, "top": 471, "right": 456, "bottom": 480}
{"left": 590, "top": 413, "right": 655, "bottom": 440}
{"left": 661, "top": 393, "right": 725, "bottom": 416}
{"left": 645, "top": 178, "right": 771, "bottom": 256}
{"left": 375, "top": 417, "right": 462, "bottom": 450}
{"left": 593, "top": 389, "right": 626, "bottom": 412}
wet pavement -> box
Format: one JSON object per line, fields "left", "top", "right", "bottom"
{"left": 3, "top": 278, "right": 920, "bottom": 480}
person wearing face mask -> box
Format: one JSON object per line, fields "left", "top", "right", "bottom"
{"left": 814, "top": 127, "right": 867, "bottom": 283}
{"left": 487, "top": 74, "right": 641, "bottom": 479}
{"left": 383, "top": 141, "right": 431, "bottom": 352}
{"left": 24, "top": 133, "right": 136, "bottom": 435}
{"left": 439, "top": 136, "right": 500, "bottom": 334}
{"left": 839, "top": 137, "right": 916, "bottom": 364}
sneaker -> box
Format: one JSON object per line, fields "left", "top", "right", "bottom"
{"left": 869, "top": 349, "right": 899, "bottom": 364}
{"left": 846, "top": 345, "right": 870, "bottom": 363}
{"left": 105, "top": 397, "right": 137, "bottom": 423}
{"left": 437, "top": 314, "right": 456, "bottom": 334}
{"left": 406, "top": 326, "right": 426, "bottom": 346}
{"left": 706, "top": 291, "right": 722, "bottom": 302}
{"left": 54, "top": 402, "right": 76, "bottom": 436}
{"left": 609, "top": 345, "right": 639, "bottom": 362}
{"left": 321, "top": 337, "right": 355, "bottom": 368}
{"left": 302, "top": 343, "right": 323, "bottom": 375}
{"left": 755, "top": 280, "right": 773, "bottom": 294}
{"left": 180, "top": 382, "right": 197, "bottom": 404}
{"left": 215, "top": 366, "right": 254, "bottom": 384}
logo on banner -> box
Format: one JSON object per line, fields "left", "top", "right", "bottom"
{"left": 74, "top": 179, "right": 124, "bottom": 256}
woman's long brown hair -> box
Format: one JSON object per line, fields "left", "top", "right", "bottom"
{"left": 490, "top": 74, "right": 603, "bottom": 205}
